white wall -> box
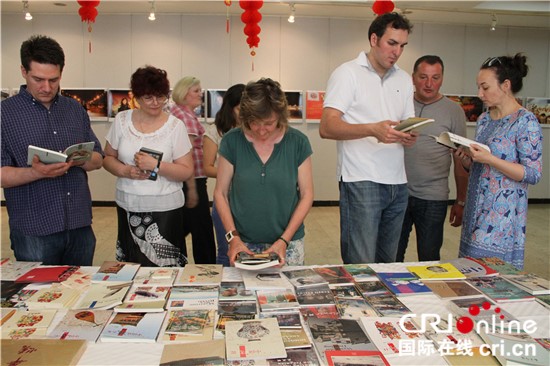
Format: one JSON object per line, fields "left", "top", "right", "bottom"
{"left": 2, "top": 13, "right": 549, "bottom": 201}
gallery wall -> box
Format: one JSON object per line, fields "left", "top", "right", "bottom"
{"left": 1, "top": 13, "right": 549, "bottom": 201}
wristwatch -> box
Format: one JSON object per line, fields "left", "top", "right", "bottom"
{"left": 456, "top": 200, "right": 465, "bottom": 207}
{"left": 225, "top": 230, "right": 240, "bottom": 243}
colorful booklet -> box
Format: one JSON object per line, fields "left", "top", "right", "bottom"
{"left": 73, "top": 281, "right": 132, "bottom": 310}
{"left": 241, "top": 271, "right": 293, "bottom": 291}
{"left": 27, "top": 141, "right": 95, "bottom": 165}
{"left": 48, "top": 309, "right": 112, "bottom": 342}
{"left": 25, "top": 285, "right": 80, "bottom": 309}
{"left": 99, "top": 311, "right": 166, "bottom": 343}
{"left": 132, "top": 267, "right": 178, "bottom": 286}
{"left": 175, "top": 264, "right": 223, "bottom": 286}
{"left": 502, "top": 273, "right": 550, "bottom": 295}
{"left": 467, "top": 277, "right": 535, "bottom": 302}
{"left": 406, "top": 263, "right": 466, "bottom": 281}
{"left": 91, "top": 261, "right": 140, "bottom": 282}
{"left": 376, "top": 272, "right": 432, "bottom": 296}
{"left": 225, "top": 318, "right": 287, "bottom": 361}
{"left": 256, "top": 289, "right": 299, "bottom": 312}
{"left": 281, "top": 268, "right": 328, "bottom": 289}
{"left": 326, "top": 350, "right": 390, "bottom": 366}
{"left": 295, "top": 284, "right": 335, "bottom": 307}
{"left": 1, "top": 339, "right": 87, "bottom": 366}
{"left": 424, "top": 280, "right": 482, "bottom": 299}
{"left": 15, "top": 265, "right": 79, "bottom": 283}
{"left": 312, "top": 266, "right": 355, "bottom": 287}
{"left": 446, "top": 257, "right": 499, "bottom": 278}
{"left": 0, "top": 259, "right": 42, "bottom": 281}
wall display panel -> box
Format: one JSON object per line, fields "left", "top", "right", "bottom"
{"left": 445, "top": 95, "right": 486, "bottom": 122}
{"left": 524, "top": 98, "right": 550, "bottom": 125}
{"left": 61, "top": 88, "right": 109, "bottom": 121}
{"left": 305, "top": 91, "right": 325, "bottom": 123}
{"left": 206, "top": 89, "right": 227, "bottom": 121}
{"left": 108, "top": 89, "right": 140, "bottom": 119}
{"left": 285, "top": 91, "right": 304, "bottom": 123}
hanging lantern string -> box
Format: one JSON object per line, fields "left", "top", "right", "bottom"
{"left": 225, "top": 0, "right": 231, "bottom": 34}
{"left": 77, "top": 0, "right": 100, "bottom": 53}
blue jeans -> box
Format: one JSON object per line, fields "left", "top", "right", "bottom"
{"left": 396, "top": 196, "right": 448, "bottom": 262}
{"left": 339, "top": 180, "right": 408, "bottom": 264}
{"left": 212, "top": 201, "right": 230, "bottom": 267}
{"left": 10, "top": 226, "right": 96, "bottom": 266}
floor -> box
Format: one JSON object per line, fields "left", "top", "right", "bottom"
{"left": 1, "top": 205, "right": 549, "bottom": 280}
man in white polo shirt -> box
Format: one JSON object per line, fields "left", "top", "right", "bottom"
{"left": 320, "top": 12, "right": 416, "bottom": 264}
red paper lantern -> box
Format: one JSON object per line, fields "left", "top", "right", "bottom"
{"left": 372, "top": 0, "right": 395, "bottom": 15}
{"left": 77, "top": 0, "right": 101, "bottom": 53}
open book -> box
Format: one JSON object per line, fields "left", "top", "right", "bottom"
{"left": 234, "top": 252, "right": 280, "bottom": 270}
{"left": 393, "top": 117, "right": 434, "bottom": 132}
{"left": 27, "top": 141, "right": 95, "bottom": 165}
{"left": 430, "top": 132, "right": 491, "bottom": 152}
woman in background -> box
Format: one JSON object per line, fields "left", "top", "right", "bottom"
{"left": 214, "top": 78, "right": 314, "bottom": 266}
{"left": 103, "top": 66, "right": 194, "bottom": 266}
{"left": 203, "top": 83, "right": 245, "bottom": 266}
{"left": 457, "top": 54, "right": 543, "bottom": 269}
{"left": 171, "top": 76, "right": 216, "bottom": 264}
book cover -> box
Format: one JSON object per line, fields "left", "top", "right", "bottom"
{"left": 359, "top": 317, "right": 427, "bottom": 356}
{"left": 355, "top": 280, "right": 390, "bottom": 297}
{"left": 160, "top": 339, "right": 225, "bottom": 366}
{"left": 364, "top": 294, "right": 411, "bottom": 317}
{"left": 1, "top": 327, "right": 48, "bottom": 340}
{"left": 411, "top": 315, "right": 485, "bottom": 351}
{"left": 1, "top": 339, "right": 87, "bottom": 366}
{"left": 257, "top": 289, "right": 300, "bottom": 312}
{"left": 215, "top": 313, "right": 256, "bottom": 337}
{"left": 2, "top": 288, "right": 38, "bottom": 309}
{"left": 259, "top": 311, "right": 302, "bottom": 328}
{"left": 166, "top": 285, "right": 218, "bottom": 309}
{"left": 444, "top": 346, "right": 501, "bottom": 366}
{"left": 59, "top": 268, "right": 94, "bottom": 291}
{"left": 235, "top": 252, "right": 281, "bottom": 270}
{"left": 25, "top": 285, "right": 80, "bottom": 309}
{"left": 91, "top": 261, "right": 140, "bottom": 282}
{"left": 242, "top": 271, "right": 293, "bottom": 291}
{"left": 48, "top": 309, "right": 112, "bottom": 342}
{"left": 281, "top": 268, "right": 328, "bottom": 289}
{"left": 478, "top": 330, "right": 549, "bottom": 366}
{"left": 447, "top": 296, "right": 518, "bottom": 328}
{"left": 280, "top": 327, "right": 311, "bottom": 349}
{"left": 1, "top": 309, "right": 57, "bottom": 331}
{"left": 73, "top": 281, "right": 132, "bottom": 310}
{"left": 218, "top": 300, "right": 258, "bottom": 315}
{"left": 133, "top": 267, "right": 178, "bottom": 286}
{"left": 219, "top": 281, "right": 256, "bottom": 302}
{"left": 312, "top": 266, "right": 355, "bottom": 287}
{"left": 424, "top": 280, "right": 482, "bottom": 299}
{"left": 175, "top": 264, "right": 223, "bottom": 285}
{"left": 502, "top": 273, "right": 550, "bottom": 295}
{"left": 535, "top": 294, "right": 550, "bottom": 309}
{"left": 1, "top": 281, "right": 27, "bottom": 303}
{"left": 0, "top": 259, "right": 42, "bottom": 281}
{"left": 394, "top": 117, "right": 434, "bottom": 132}
{"left": 99, "top": 311, "right": 165, "bottom": 343}
{"left": 164, "top": 309, "right": 210, "bottom": 335}
{"left": 330, "top": 284, "right": 362, "bottom": 299}
{"left": 225, "top": 318, "right": 287, "bottom": 361}
{"left": 343, "top": 264, "right": 377, "bottom": 281}
{"left": 299, "top": 305, "right": 339, "bottom": 321}
{"left": 115, "top": 284, "right": 170, "bottom": 312}
{"left": 267, "top": 348, "right": 321, "bottom": 366}
{"left": 406, "top": 263, "right": 466, "bottom": 281}
{"left": 446, "top": 257, "right": 499, "bottom": 278}
{"left": 335, "top": 297, "right": 378, "bottom": 319}
{"left": 325, "top": 350, "right": 390, "bottom": 366}
{"left": 467, "top": 277, "right": 535, "bottom": 302}
{"left": 27, "top": 141, "right": 95, "bottom": 165}
{"left": 161, "top": 309, "right": 215, "bottom": 343}
{"left": 139, "top": 147, "right": 163, "bottom": 181}
{"left": 295, "top": 284, "right": 335, "bottom": 307}
{"left": 15, "top": 265, "right": 79, "bottom": 283}
{"left": 430, "top": 131, "right": 491, "bottom": 152}
{"left": 470, "top": 257, "right": 526, "bottom": 276}
{"left": 306, "top": 318, "right": 375, "bottom": 364}
{"left": 376, "top": 272, "right": 432, "bottom": 296}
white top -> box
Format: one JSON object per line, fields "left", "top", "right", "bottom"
{"left": 204, "top": 122, "right": 223, "bottom": 168}
{"left": 323, "top": 52, "right": 415, "bottom": 184}
{"left": 105, "top": 110, "right": 192, "bottom": 212}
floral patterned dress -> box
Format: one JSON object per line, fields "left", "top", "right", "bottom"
{"left": 459, "top": 108, "right": 543, "bottom": 269}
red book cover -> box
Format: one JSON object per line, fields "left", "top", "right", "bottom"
{"left": 15, "top": 266, "right": 79, "bottom": 283}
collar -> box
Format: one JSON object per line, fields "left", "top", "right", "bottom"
{"left": 356, "top": 51, "right": 399, "bottom": 77}
{"left": 19, "top": 85, "right": 60, "bottom": 107}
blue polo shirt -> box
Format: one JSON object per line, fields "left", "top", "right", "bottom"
{"left": 1, "top": 86, "right": 103, "bottom": 236}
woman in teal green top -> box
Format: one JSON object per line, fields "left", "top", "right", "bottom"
{"left": 213, "top": 78, "right": 314, "bottom": 266}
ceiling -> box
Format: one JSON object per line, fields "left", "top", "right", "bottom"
{"left": 2, "top": 1, "right": 549, "bottom": 29}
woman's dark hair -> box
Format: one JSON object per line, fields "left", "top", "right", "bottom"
{"left": 214, "top": 83, "right": 245, "bottom": 136}
{"left": 240, "top": 78, "right": 289, "bottom": 131}
{"left": 481, "top": 53, "right": 529, "bottom": 94}
{"left": 20, "top": 35, "right": 65, "bottom": 72}
{"left": 130, "top": 65, "right": 170, "bottom": 98}
{"left": 368, "top": 12, "right": 413, "bottom": 40}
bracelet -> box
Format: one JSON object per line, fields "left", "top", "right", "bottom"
{"left": 278, "top": 236, "right": 289, "bottom": 248}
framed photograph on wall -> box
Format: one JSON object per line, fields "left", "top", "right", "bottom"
{"left": 446, "top": 95, "right": 486, "bottom": 123}
{"left": 523, "top": 97, "right": 549, "bottom": 124}
{"left": 305, "top": 90, "right": 325, "bottom": 123}
{"left": 61, "top": 88, "right": 108, "bottom": 121}
{"left": 108, "top": 89, "right": 140, "bottom": 119}
{"left": 206, "top": 89, "right": 227, "bottom": 121}
{"left": 285, "top": 91, "right": 304, "bottom": 123}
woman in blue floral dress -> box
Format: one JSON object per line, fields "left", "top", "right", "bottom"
{"left": 456, "top": 53, "right": 543, "bottom": 269}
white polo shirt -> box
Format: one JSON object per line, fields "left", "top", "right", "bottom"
{"left": 324, "top": 52, "right": 415, "bottom": 184}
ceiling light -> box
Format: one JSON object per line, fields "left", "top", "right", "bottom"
{"left": 490, "top": 14, "right": 497, "bottom": 31}
{"left": 148, "top": 1, "right": 156, "bottom": 21}
{"left": 22, "top": 1, "right": 32, "bottom": 21}
{"left": 288, "top": 3, "right": 295, "bottom": 23}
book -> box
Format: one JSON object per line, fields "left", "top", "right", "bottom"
{"left": 478, "top": 329, "right": 550, "bottom": 366}
{"left": 2, "top": 288, "right": 39, "bottom": 309}
{"left": 259, "top": 311, "right": 302, "bottom": 328}
{"left": 1, "top": 326, "right": 48, "bottom": 340}
{"left": 343, "top": 264, "right": 377, "bottom": 281}
{"left": 257, "top": 289, "right": 300, "bottom": 312}
{"left": 444, "top": 346, "right": 501, "bottom": 366}
{"left": 335, "top": 296, "right": 378, "bottom": 319}
{"left": 376, "top": 272, "right": 432, "bottom": 296}
{"left": 306, "top": 318, "right": 376, "bottom": 364}
{"left": 325, "top": 350, "right": 390, "bottom": 366}
{"left": 299, "top": 305, "right": 339, "bottom": 321}
{"left": 25, "top": 284, "right": 80, "bottom": 309}
{"left": 160, "top": 339, "right": 225, "bottom": 366}
{"left": 411, "top": 314, "right": 485, "bottom": 351}
{"left": 1, "top": 309, "right": 57, "bottom": 331}
{"left": 15, "top": 265, "right": 79, "bottom": 283}
{"left": 282, "top": 268, "right": 329, "bottom": 289}
{"left": 0, "top": 259, "right": 42, "bottom": 281}
{"left": 280, "top": 327, "right": 311, "bottom": 349}
{"left": 1, "top": 339, "right": 87, "bottom": 366}
{"left": 72, "top": 281, "right": 132, "bottom": 310}
{"left": 470, "top": 256, "right": 526, "bottom": 276}
{"left": 355, "top": 280, "right": 390, "bottom": 297}
{"left": 91, "top": 261, "right": 140, "bottom": 282}
{"left": 1, "top": 281, "right": 27, "bottom": 304}
{"left": 225, "top": 318, "right": 287, "bottom": 361}
{"left": 166, "top": 285, "right": 218, "bottom": 309}
{"left": 164, "top": 309, "right": 211, "bottom": 335}
{"left": 139, "top": 147, "right": 163, "bottom": 181}
{"left": 394, "top": 117, "right": 434, "bottom": 132}
{"left": 234, "top": 252, "right": 281, "bottom": 270}
{"left": 364, "top": 294, "right": 411, "bottom": 317}
{"left": 467, "top": 276, "right": 535, "bottom": 302}
{"left": 160, "top": 309, "right": 215, "bottom": 343}
{"left": 215, "top": 313, "right": 256, "bottom": 337}
{"left": 267, "top": 348, "right": 321, "bottom": 366}
{"left": 27, "top": 141, "right": 95, "bottom": 165}
{"left": 295, "top": 284, "right": 335, "bottom": 307}
{"left": 406, "top": 263, "right": 466, "bottom": 281}
{"left": 445, "top": 257, "right": 499, "bottom": 278}
{"left": 312, "top": 266, "right": 354, "bottom": 287}
{"left": 502, "top": 273, "right": 550, "bottom": 295}
{"left": 535, "top": 294, "right": 550, "bottom": 309}
{"left": 423, "top": 280, "right": 482, "bottom": 299}
{"left": 218, "top": 300, "right": 258, "bottom": 315}
{"left": 99, "top": 311, "right": 166, "bottom": 343}
{"left": 359, "top": 317, "right": 428, "bottom": 356}
{"left": 446, "top": 296, "right": 518, "bottom": 329}
{"left": 48, "top": 309, "right": 112, "bottom": 342}
{"left": 59, "top": 268, "right": 94, "bottom": 291}
{"left": 330, "top": 284, "right": 362, "bottom": 299}
{"left": 241, "top": 270, "right": 293, "bottom": 291}
{"left": 132, "top": 267, "right": 178, "bottom": 286}
{"left": 115, "top": 285, "right": 170, "bottom": 312}
{"left": 219, "top": 281, "right": 256, "bottom": 302}
{"left": 430, "top": 131, "right": 491, "bottom": 152}
{"left": 175, "top": 264, "right": 223, "bottom": 285}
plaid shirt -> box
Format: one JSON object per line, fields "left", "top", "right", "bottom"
{"left": 170, "top": 103, "right": 205, "bottom": 178}
{"left": 1, "top": 86, "right": 104, "bottom": 236}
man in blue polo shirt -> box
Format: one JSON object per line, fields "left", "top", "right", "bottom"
{"left": 1, "top": 35, "right": 104, "bottom": 265}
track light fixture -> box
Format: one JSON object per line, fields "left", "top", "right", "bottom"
{"left": 490, "top": 13, "right": 497, "bottom": 31}
{"left": 288, "top": 3, "right": 295, "bottom": 23}
{"left": 148, "top": 1, "right": 156, "bottom": 21}
{"left": 23, "top": 1, "right": 32, "bottom": 21}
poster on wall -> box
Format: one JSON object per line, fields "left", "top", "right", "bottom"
{"left": 108, "top": 89, "right": 140, "bottom": 119}
{"left": 446, "top": 95, "right": 485, "bottom": 123}
{"left": 305, "top": 90, "right": 325, "bottom": 123}
{"left": 285, "top": 91, "right": 304, "bottom": 123}
{"left": 61, "top": 88, "right": 108, "bottom": 121}
{"left": 523, "top": 98, "right": 549, "bottom": 124}
{"left": 206, "top": 89, "right": 227, "bottom": 121}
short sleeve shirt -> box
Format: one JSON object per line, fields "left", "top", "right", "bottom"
{"left": 170, "top": 104, "right": 206, "bottom": 178}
